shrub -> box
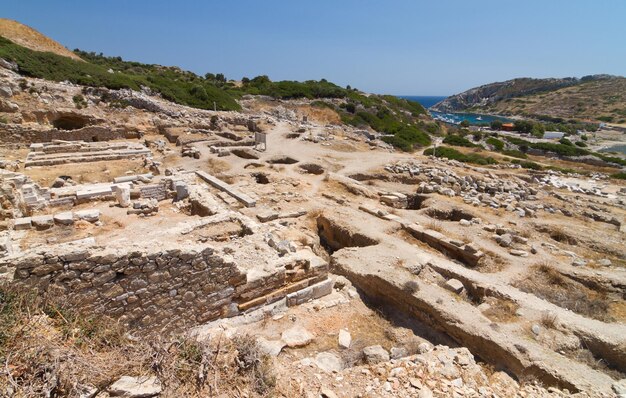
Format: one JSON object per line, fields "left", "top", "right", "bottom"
{"left": 501, "top": 149, "right": 527, "bottom": 159}
{"left": 575, "top": 141, "right": 587, "bottom": 147}
{"left": 443, "top": 134, "right": 476, "bottom": 147}
{"left": 611, "top": 172, "right": 626, "bottom": 180}
{"left": 424, "top": 146, "right": 497, "bottom": 165}
{"left": 490, "top": 119, "right": 503, "bottom": 130}
{"left": 486, "top": 137, "right": 505, "bottom": 151}
{"left": 511, "top": 159, "right": 542, "bottom": 170}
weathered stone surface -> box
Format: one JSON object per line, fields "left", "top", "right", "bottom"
{"left": 281, "top": 325, "right": 314, "bottom": 348}
{"left": 363, "top": 345, "right": 390, "bottom": 364}
{"left": 108, "top": 376, "right": 161, "bottom": 397}
{"left": 75, "top": 209, "right": 100, "bottom": 223}
{"left": 314, "top": 351, "right": 343, "bottom": 373}
{"left": 444, "top": 278, "right": 464, "bottom": 294}
{"left": 54, "top": 212, "right": 74, "bottom": 225}
{"left": 338, "top": 329, "right": 351, "bottom": 349}
{"left": 31, "top": 215, "right": 54, "bottom": 229}
{"left": 257, "top": 337, "right": 286, "bottom": 357}
{"left": 14, "top": 217, "right": 32, "bottom": 230}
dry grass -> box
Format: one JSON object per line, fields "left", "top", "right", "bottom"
{"left": 540, "top": 311, "right": 558, "bottom": 329}
{"left": 425, "top": 220, "right": 444, "bottom": 232}
{"left": 481, "top": 298, "right": 519, "bottom": 323}
{"left": 205, "top": 157, "right": 232, "bottom": 174}
{"left": 515, "top": 263, "right": 614, "bottom": 322}
{"left": 0, "top": 284, "right": 278, "bottom": 397}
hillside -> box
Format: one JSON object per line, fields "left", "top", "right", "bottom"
{"left": 433, "top": 75, "right": 626, "bottom": 123}
{"left": 0, "top": 18, "right": 82, "bottom": 61}
{"left": 0, "top": 20, "right": 432, "bottom": 150}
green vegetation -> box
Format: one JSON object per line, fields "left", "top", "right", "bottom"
{"left": 486, "top": 137, "right": 505, "bottom": 150}
{"left": 0, "top": 36, "right": 241, "bottom": 110}
{"left": 503, "top": 135, "right": 626, "bottom": 166}
{"left": 423, "top": 146, "right": 497, "bottom": 165}
{"left": 511, "top": 159, "right": 542, "bottom": 170}
{"left": 611, "top": 172, "right": 626, "bottom": 180}
{"left": 443, "top": 134, "right": 476, "bottom": 147}
{"left": 0, "top": 36, "right": 433, "bottom": 151}
{"left": 500, "top": 149, "right": 527, "bottom": 159}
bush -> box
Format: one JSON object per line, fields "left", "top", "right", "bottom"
{"left": 501, "top": 149, "right": 527, "bottom": 159}
{"left": 511, "top": 159, "right": 542, "bottom": 170}
{"left": 611, "top": 172, "right": 626, "bottom": 180}
{"left": 423, "top": 146, "right": 497, "bottom": 165}
{"left": 575, "top": 141, "right": 587, "bottom": 147}
{"left": 0, "top": 36, "right": 241, "bottom": 111}
{"left": 443, "top": 134, "right": 476, "bottom": 147}
{"left": 486, "top": 137, "right": 505, "bottom": 151}
{"left": 490, "top": 119, "right": 503, "bottom": 130}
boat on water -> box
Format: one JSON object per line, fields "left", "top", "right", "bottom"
{"left": 476, "top": 116, "right": 483, "bottom": 121}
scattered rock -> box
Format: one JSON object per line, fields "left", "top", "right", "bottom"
{"left": 338, "top": 329, "right": 351, "bottom": 349}
{"left": 531, "top": 324, "right": 541, "bottom": 335}
{"left": 363, "top": 345, "right": 390, "bottom": 364}
{"left": 444, "top": 278, "right": 464, "bottom": 294}
{"left": 108, "top": 376, "right": 161, "bottom": 397}
{"left": 314, "top": 351, "right": 343, "bottom": 373}
{"left": 281, "top": 325, "right": 314, "bottom": 348}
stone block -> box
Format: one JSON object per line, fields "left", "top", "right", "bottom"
{"left": 53, "top": 212, "right": 74, "bottom": 226}
{"left": 14, "top": 217, "right": 32, "bottom": 230}
{"left": 74, "top": 209, "right": 100, "bottom": 223}
{"left": 31, "top": 215, "right": 54, "bottom": 230}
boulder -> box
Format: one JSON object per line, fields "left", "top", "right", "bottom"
{"left": 363, "top": 345, "right": 390, "bottom": 364}
{"left": 314, "top": 351, "right": 343, "bottom": 373}
{"left": 108, "top": 376, "right": 161, "bottom": 397}
{"left": 281, "top": 325, "right": 314, "bottom": 348}
{"left": 256, "top": 337, "right": 286, "bottom": 357}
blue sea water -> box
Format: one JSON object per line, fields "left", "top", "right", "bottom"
{"left": 400, "top": 95, "right": 512, "bottom": 125}
{"left": 399, "top": 95, "right": 447, "bottom": 109}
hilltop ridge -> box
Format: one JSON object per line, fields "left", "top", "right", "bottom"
{"left": 0, "top": 18, "right": 82, "bottom": 61}
{"left": 433, "top": 75, "right": 626, "bottom": 124}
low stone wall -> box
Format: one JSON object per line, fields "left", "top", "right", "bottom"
{"left": 404, "top": 224, "right": 484, "bottom": 267}
{"left": 0, "top": 125, "right": 140, "bottom": 144}
{"left": 4, "top": 244, "right": 328, "bottom": 335}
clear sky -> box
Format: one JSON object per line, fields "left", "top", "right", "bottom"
{"left": 3, "top": 0, "right": 625, "bottom": 95}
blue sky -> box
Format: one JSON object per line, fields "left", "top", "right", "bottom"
{"left": 3, "top": 1, "right": 625, "bottom": 95}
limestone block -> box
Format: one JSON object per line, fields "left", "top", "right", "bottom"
{"left": 53, "top": 212, "right": 74, "bottom": 226}
{"left": 108, "top": 376, "right": 161, "bottom": 398}
{"left": 75, "top": 209, "right": 100, "bottom": 223}
{"left": 14, "top": 217, "right": 32, "bottom": 230}
{"left": 31, "top": 215, "right": 54, "bottom": 230}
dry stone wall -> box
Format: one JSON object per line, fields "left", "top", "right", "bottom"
{"left": 4, "top": 244, "right": 328, "bottom": 335}
{"left": 0, "top": 125, "right": 139, "bottom": 144}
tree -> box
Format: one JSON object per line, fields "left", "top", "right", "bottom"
{"left": 346, "top": 85, "right": 352, "bottom": 90}
{"left": 345, "top": 103, "right": 356, "bottom": 114}
{"left": 490, "top": 119, "right": 503, "bottom": 130}
{"left": 241, "top": 77, "right": 250, "bottom": 84}
{"left": 460, "top": 120, "right": 470, "bottom": 128}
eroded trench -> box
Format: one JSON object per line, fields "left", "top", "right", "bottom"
{"left": 313, "top": 214, "right": 616, "bottom": 392}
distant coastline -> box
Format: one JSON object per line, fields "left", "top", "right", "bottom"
{"left": 400, "top": 95, "right": 512, "bottom": 125}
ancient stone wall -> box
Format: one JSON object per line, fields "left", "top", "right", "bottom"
{"left": 4, "top": 244, "right": 328, "bottom": 335}
{"left": 0, "top": 125, "right": 140, "bottom": 143}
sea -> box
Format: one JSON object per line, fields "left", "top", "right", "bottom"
{"left": 399, "top": 95, "right": 512, "bottom": 125}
